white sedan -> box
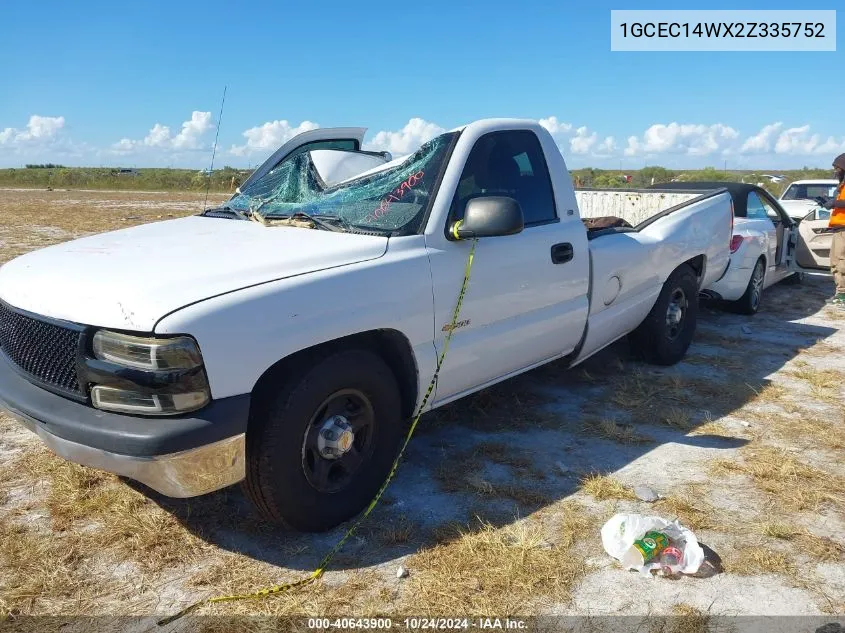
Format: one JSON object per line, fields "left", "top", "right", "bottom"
{"left": 778, "top": 179, "right": 839, "bottom": 221}
{"left": 655, "top": 182, "right": 812, "bottom": 314}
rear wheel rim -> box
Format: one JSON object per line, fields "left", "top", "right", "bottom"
{"left": 750, "top": 262, "right": 764, "bottom": 310}
{"left": 301, "top": 389, "right": 376, "bottom": 494}
{"left": 665, "top": 288, "right": 688, "bottom": 341}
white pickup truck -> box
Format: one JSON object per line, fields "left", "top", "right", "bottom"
{"left": 0, "top": 119, "right": 733, "bottom": 531}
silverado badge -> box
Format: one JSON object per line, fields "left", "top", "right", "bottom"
{"left": 441, "top": 319, "right": 470, "bottom": 333}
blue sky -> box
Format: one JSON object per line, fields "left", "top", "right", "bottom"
{"left": 0, "top": 0, "right": 842, "bottom": 169}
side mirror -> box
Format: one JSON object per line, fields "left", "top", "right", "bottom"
{"left": 802, "top": 207, "right": 829, "bottom": 222}
{"left": 450, "top": 196, "right": 524, "bottom": 240}
{"left": 814, "top": 208, "right": 831, "bottom": 222}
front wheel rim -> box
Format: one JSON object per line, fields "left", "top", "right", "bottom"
{"left": 665, "top": 288, "right": 688, "bottom": 341}
{"left": 301, "top": 389, "right": 376, "bottom": 493}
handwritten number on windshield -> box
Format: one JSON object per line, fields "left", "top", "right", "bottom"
{"left": 366, "top": 171, "right": 424, "bottom": 223}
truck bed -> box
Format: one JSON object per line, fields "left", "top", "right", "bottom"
{"left": 575, "top": 187, "right": 723, "bottom": 229}
{"left": 570, "top": 187, "right": 734, "bottom": 365}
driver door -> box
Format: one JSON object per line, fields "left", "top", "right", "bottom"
{"left": 425, "top": 129, "right": 590, "bottom": 404}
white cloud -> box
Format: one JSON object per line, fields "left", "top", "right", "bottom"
{"left": 815, "top": 137, "right": 845, "bottom": 155}
{"left": 594, "top": 136, "right": 616, "bottom": 156}
{"left": 6, "top": 110, "right": 845, "bottom": 170}
{"left": 143, "top": 123, "right": 171, "bottom": 147}
{"left": 366, "top": 118, "right": 445, "bottom": 155}
{"left": 22, "top": 115, "right": 66, "bottom": 141}
{"left": 624, "top": 122, "right": 739, "bottom": 157}
{"left": 538, "top": 116, "right": 573, "bottom": 140}
{"left": 539, "top": 118, "right": 616, "bottom": 159}
{"left": 731, "top": 122, "right": 844, "bottom": 157}
{"left": 569, "top": 126, "right": 598, "bottom": 155}
{"left": 229, "top": 119, "right": 319, "bottom": 157}
{"left": 774, "top": 125, "right": 818, "bottom": 154}
{"left": 622, "top": 120, "right": 842, "bottom": 161}
{"left": 623, "top": 136, "right": 642, "bottom": 157}
{"left": 772, "top": 125, "right": 845, "bottom": 155}
{"left": 111, "top": 138, "right": 135, "bottom": 154}
{"left": 172, "top": 111, "right": 212, "bottom": 149}
{"left": 0, "top": 115, "right": 66, "bottom": 145}
{"left": 740, "top": 122, "right": 783, "bottom": 154}
{"left": 112, "top": 111, "right": 213, "bottom": 153}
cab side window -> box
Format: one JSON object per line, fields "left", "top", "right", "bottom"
{"left": 449, "top": 130, "right": 557, "bottom": 227}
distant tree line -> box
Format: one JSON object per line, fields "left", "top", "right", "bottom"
{"left": 0, "top": 165, "right": 250, "bottom": 193}
{"left": 569, "top": 165, "right": 834, "bottom": 198}
{"left": 0, "top": 164, "right": 834, "bottom": 196}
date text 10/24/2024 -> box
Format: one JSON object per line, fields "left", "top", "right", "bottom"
{"left": 307, "top": 617, "right": 528, "bottom": 629}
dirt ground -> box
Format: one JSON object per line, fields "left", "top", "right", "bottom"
{"left": 0, "top": 188, "right": 843, "bottom": 631}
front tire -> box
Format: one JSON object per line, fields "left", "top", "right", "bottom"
{"left": 244, "top": 349, "right": 404, "bottom": 531}
{"left": 729, "top": 258, "right": 765, "bottom": 315}
{"left": 629, "top": 264, "right": 699, "bottom": 366}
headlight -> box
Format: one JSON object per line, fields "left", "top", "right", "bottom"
{"left": 93, "top": 330, "right": 203, "bottom": 370}
{"left": 90, "top": 330, "right": 210, "bottom": 415}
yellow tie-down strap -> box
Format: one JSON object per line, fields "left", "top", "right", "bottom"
{"left": 158, "top": 238, "right": 478, "bottom": 627}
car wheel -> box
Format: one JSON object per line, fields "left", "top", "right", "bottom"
{"left": 244, "top": 349, "right": 404, "bottom": 531}
{"left": 729, "top": 258, "right": 765, "bottom": 315}
{"left": 629, "top": 264, "right": 698, "bottom": 366}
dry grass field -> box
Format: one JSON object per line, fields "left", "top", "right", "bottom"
{"left": 0, "top": 188, "right": 843, "bottom": 631}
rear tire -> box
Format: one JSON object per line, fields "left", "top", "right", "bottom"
{"left": 629, "top": 264, "right": 698, "bottom": 366}
{"left": 244, "top": 349, "right": 404, "bottom": 531}
{"left": 728, "top": 258, "right": 765, "bottom": 315}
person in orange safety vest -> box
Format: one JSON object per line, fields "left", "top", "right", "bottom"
{"left": 824, "top": 154, "right": 845, "bottom": 304}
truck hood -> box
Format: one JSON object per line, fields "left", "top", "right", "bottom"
{"left": 0, "top": 216, "right": 387, "bottom": 331}
{"left": 778, "top": 199, "right": 819, "bottom": 220}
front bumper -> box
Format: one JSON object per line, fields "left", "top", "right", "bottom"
{"left": 0, "top": 352, "right": 250, "bottom": 497}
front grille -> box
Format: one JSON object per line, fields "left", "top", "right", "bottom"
{"left": 0, "top": 300, "right": 83, "bottom": 395}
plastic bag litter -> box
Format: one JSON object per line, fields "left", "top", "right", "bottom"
{"left": 600, "top": 512, "right": 704, "bottom": 577}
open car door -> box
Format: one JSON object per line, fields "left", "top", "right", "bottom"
{"left": 236, "top": 127, "right": 374, "bottom": 193}
{"left": 789, "top": 208, "right": 833, "bottom": 272}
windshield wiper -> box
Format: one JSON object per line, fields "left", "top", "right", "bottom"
{"left": 240, "top": 206, "right": 389, "bottom": 235}
{"left": 201, "top": 205, "right": 248, "bottom": 220}
{"left": 261, "top": 210, "right": 346, "bottom": 232}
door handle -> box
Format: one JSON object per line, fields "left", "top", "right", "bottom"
{"left": 551, "top": 242, "right": 574, "bottom": 264}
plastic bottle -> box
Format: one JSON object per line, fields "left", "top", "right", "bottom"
{"left": 657, "top": 545, "right": 685, "bottom": 577}
{"left": 620, "top": 531, "right": 669, "bottom": 569}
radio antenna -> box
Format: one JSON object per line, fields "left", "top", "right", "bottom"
{"left": 202, "top": 85, "right": 227, "bottom": 212}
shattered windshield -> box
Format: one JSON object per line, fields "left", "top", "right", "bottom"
{"left": 228, "top": 132, "right": 458, "bottom": 235}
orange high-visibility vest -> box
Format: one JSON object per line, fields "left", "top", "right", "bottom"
{"left": 831, "top": 183, "right": 845, "bottom": 228}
